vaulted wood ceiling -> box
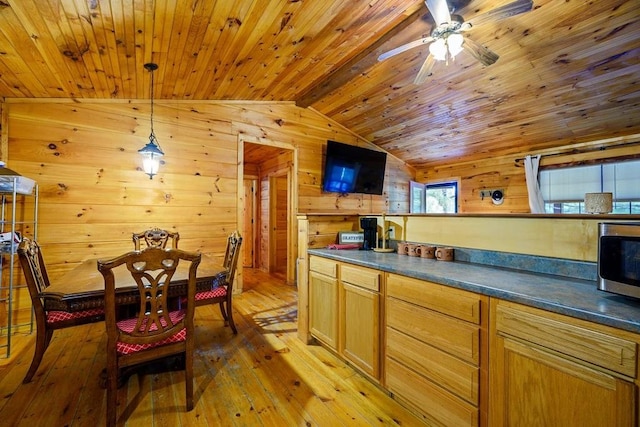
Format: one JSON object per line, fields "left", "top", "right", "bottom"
{"left": 0, "top": 0, "right": 638, "bottom": 168}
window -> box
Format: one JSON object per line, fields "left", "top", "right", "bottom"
{"left": 410, "top": 181, "right": 425, "bottom": 213}
{"left": 539, "top": 159, "right": 640, "bottom": 214}
{"left": 410, "top": 180, "right": 458, "bottom": 213}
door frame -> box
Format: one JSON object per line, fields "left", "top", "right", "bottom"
{"left": 237, "top": 135, "right": 298, "bottom": 287}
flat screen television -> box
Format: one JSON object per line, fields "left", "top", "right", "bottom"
{"left": 322, "top": 140, "right": 387, "bottom": 195}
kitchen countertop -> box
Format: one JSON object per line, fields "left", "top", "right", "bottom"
{"left": 308, "top": 248, "right": 640, "bottom": 334}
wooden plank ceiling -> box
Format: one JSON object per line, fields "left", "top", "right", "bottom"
{"left": 0, "top": 0, "right": 638, "bottom": 168}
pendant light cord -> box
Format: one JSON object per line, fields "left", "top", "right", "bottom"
{"left": 144, "top": 62, "right": 159, "bottom": 140}
{"left": 149, "top": 66, "right": 155, "bottom": 138}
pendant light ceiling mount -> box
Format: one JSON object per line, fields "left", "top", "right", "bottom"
{"left": 144, "top": 62, "right": 158, "bottom": 73}
{"left": 138, "top": 62, "right": 164, "bottom": 179}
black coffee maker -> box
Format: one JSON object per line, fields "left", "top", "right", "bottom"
{"left": 360, "top": 217, "right": 378, "bottom": 250}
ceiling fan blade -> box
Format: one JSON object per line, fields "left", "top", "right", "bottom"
{"left": 463, "top": 37, "right": 499, "bottom": 66}
{"left": 426, "top": 0, "right": 452, "bottom": 25}
{"left": 378, "top": 37, "right": 434, "bottom": 61}
{"left": 466, "top": 0, "right": 533, "bottom": 28}
{"left": 414, "top": 54, "right": 437, "bottom": 85}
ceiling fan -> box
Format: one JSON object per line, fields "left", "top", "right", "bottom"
{"left": 378, "top": 0, "right": 534, "bottom": 84}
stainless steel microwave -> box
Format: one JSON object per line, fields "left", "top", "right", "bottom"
{"left": 598, "top": 222, "right": 640, "bottom": 298}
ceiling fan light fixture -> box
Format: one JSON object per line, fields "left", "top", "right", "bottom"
{"left": 429, "top": 38, "right": 447, "bottom": 61}
{"left": 447, "top": 33, "right": 464, "bottom": 58}
{"left": 377, "top": 0, "right": 534, "bottom": 83}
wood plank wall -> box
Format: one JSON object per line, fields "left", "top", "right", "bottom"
{"left": 306, "top": 215, "right": 362, "bottom": 249}
{"left": 418, "top": 155, "right": 529, "bottom": 213}
{"left": 417, "top": 134, "right": 640, "bottom": 213}
{"left": 0, "top": 99, "right": 413, "bottom": 333}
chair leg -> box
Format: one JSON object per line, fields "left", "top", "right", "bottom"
{"left": 221, "top": 301, "right": 237, "bottom": 334}
{"left": 106, "top": 365, "right": 118, "bottom": 427}
{"left": 23, "top": 326, "right": 53, "bottom": 383}
{"left": 185, "top": 350, "right": 194, "bottom": 411}
{"left": 219, "top": 301, "right": 228, "bottom": 323}
{"left": 227, "top": 312, "right": 237, "bottom": 334}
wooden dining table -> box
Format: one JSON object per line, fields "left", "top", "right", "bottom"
{"left": 41, "top": 253, "right": 227, "bottom": 313}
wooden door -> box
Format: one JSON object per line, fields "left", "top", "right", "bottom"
{"left": 242, "top": 179, "right": 255, "bottom": 268}
{"left": 269, "top": 174, "right": 288, "bottom": 275}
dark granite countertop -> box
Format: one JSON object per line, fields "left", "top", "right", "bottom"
{"left": 308, "top": 248, "right": 640, "bottom": 334}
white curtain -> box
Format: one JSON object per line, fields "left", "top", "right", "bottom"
{"left": 524, "top": 155, "right": 546, "bottom": 213}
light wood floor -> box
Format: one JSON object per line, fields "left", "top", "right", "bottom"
{"left": 0, "top": 268, "right": 424, "bottom": 426}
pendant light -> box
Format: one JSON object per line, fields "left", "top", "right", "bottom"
{"left": 138, "top": 62, "right": 164, "bottom": 179}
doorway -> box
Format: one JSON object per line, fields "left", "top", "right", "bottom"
{"left": 239, "top": 137, "right": 297, "bottom": 286}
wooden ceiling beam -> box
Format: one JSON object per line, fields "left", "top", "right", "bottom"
{"left": 294, "top": 2, "right": 428, "bottom": 108}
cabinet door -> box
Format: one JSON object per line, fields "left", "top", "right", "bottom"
{"left": 309, "top": 271, "right": 338, "bottom": 349}
{"left": 341, "top": 282, "right": 380, "bottom": 379}
{"left": 490, "top": 335, "right": 635, "bottom": 427}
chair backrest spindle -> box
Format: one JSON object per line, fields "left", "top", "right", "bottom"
{"left": 132, "top": 227, "right": 180, "bottom": 250}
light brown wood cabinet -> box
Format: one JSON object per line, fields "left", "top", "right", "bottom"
{"left": 308, "top": 256, "right": 339, "bottom": 349}
{"left": 340, "top": 264, "right": 381, "bottom": 380}
{"left": 306, "top": 254, "right": 640, "bottom": 427}
{"left": 385, "top": 273, "right": 489, "bottom": 427}
{"left": 309, "top": 256, "right": 382, "bottom": 380}
{"left": 489, "top": 299, "right": 637, "bottom": 427}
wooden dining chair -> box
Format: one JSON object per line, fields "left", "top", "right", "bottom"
{"left": 17, "top": 238, "right": 104, "bottom": 383}
{"left": 132, "top": 227, "right": 179, "bottom": 250}
{"left": 97, "top": 247, "right": 201, "bottom": 427}
{"left": 195, "top": 230, "right": 242, "bottom": 334}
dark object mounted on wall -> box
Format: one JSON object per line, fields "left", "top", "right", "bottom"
{"left": 322, "top": 140, "right": 387, "bottom": 195}
{"left": 491, "top": 189, "right": 504, "bottom": 205}
{"left": 480, "top": 188, "right": 505, "bottom": 205}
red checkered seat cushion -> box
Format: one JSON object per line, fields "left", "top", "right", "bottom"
{"left": 195, "top": 286, "right": 227, "bottom": 301}
{"left": 46, "top": 308, "right": 104, "bottom": 324}
{"left": 115, "top": 310, "right": 186, "bottom": 355}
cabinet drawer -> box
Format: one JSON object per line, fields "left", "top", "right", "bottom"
{"left": 309, "top": 256, "right": 337, "bottom": 278}
{"left": 387, "top": 273, "right": 481, "bottom": 324}
{"left": 386, "top": 357, "right": 478, "bottom": 427}
{"left": 340, "top": 264, "right": 380, "bottom": 291}
{"left": 496, "top": 304, "right": 637, "bottom": 378}
{"left": 387, "top": 297, "right": 480, "bottom": 365}
{"left": 387, "top": 327, "right": 479, "bottom": 404}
